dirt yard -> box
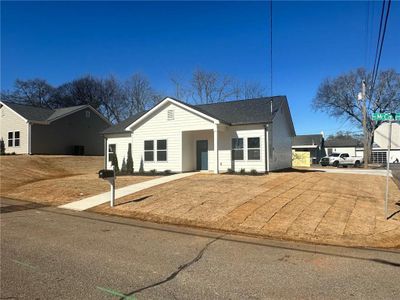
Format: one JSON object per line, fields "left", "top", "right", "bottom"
{"left": 0, "top": 155, "right": 155, "bottom": 205}
{"left": 93, "top": 171, "right": 400, "bottom": 248}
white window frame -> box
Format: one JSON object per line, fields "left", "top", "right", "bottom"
{"left": 247, "top": 137, "right": 261, "bottom": 161}
{"left": 8, "top": 132, "right": 13, "bottom": 147}
{"left": 156, "top": 139, "right": 168, "bottom": 162}
{"left": 232, "top": 138, "right": 244, "bottom": 161}
{"left": 108, "top": 144, "right": 116, "bottom": 162}
{"left": 14, "top": 131, "right": 20, "bottom": 147}
{"left": 144, "top": 140, "right": 154, "bottom": 162}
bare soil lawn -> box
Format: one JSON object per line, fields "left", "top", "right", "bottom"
{"left": 0, "top": 155, "right": 156, "bottom": 205}
{"left": 92, "top": 171, "right": 400, "bottom": 248}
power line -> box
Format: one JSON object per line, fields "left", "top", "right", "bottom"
{"left": 269, "top": 0, "right": 273, "bottom": 96}
{"left": 370, "top": 0, "right": 392, "bottom": 96}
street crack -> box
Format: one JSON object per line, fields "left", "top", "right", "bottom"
{"left": 121, "top": 235, "right": 223, "bottom": 299}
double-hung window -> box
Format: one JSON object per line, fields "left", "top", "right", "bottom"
{"left": 14, "top": 131, "right": 20, "bottom": 147}
{"left": 8, "top": 132, "right": 13, "bottom": 147}
{"left": 232, "top": 138, "right": 244, "bottom": 160}
{"left": 108, "top": 144, "right": 116, "bottom": 162}
{"left": 248, "top": 137, "right": 260, "bottom": 160}
{"left": 157, "top": 140, "right": 167, "bottom": 161}
{"left": 144, "top": 141, "right": 154, "bottom": 161}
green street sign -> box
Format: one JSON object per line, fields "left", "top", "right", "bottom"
{"left": 372, "top": 112, "right": 400, "bottom": 121}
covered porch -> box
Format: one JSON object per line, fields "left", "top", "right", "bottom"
{"left": 181, "top": 127, "right": 221, "bottom": 173}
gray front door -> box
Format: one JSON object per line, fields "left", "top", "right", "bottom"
{"left": 196, "top": 140, "right": 208, "bottom": 170}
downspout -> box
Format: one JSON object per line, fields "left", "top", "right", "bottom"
{"left": 265, "top": 124, "right": 270, "bottom": 174}
{"left": 28, "top": 122, "right": 32, "bottom": 154}
{"left": 104, "top": 136, "right": 107, "bottom": 169}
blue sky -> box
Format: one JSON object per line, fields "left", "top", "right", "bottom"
{"left": 1, "top": 1, "right": 399, "bottom": 135}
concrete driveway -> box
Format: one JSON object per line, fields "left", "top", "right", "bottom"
{"left": 1, "top": 197, "right": 400, "bottom": 299}
{"left": 92, "top": 171, "right": 400, "bottom": 248}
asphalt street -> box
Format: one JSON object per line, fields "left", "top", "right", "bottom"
{"left": 1, "top": 197, "right": 399, "bottom": 299}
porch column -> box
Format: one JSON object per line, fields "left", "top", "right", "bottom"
{"left": 213, "top": 125, "right": 219, "bottom": 174}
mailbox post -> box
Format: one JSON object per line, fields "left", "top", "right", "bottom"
{"left": 98, "top": 168, "right": 116, "bottom": 207}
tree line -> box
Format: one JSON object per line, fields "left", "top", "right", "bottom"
{"left": 1, "top": 69, "right": 265, "bottom": 123}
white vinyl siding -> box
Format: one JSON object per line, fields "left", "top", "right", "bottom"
{"left": 105, "top": 134, "right": 132, "bottom": 170}
{"left": 131, "top": 102, "right": 215, "bottom": 172}
{"left": 217, "top": 124, "right": 266, "bottom": 173}
{"left": 270, "top": 102, "right": 293, "bottom": 170}
{"left": 0, "top": 105, "right": 29, "bottom": 154}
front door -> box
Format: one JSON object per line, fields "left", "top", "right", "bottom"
{"left": 196, "top": 140, "right": 208, "bottom": 170}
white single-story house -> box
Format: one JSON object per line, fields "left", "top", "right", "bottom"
{"left": 0, "top": 101, "right": 111, "bottom": 155}
{"left": 372, "top": 122, "right": 400, "bottom": 164}
{"left": 102, "top": 96, "right": 296, "bottom": 173}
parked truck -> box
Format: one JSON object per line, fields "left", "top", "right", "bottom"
{"left": 320, "top": 153, "right": 363, "bottom": 168}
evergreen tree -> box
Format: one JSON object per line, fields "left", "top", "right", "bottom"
{"left": 139, "top": 158, "right": 144, "bottom": 174}
{"left": 111, "top": 153, "right": 119, "bottom": 173}
{"left": 121, "top": 157, "right": 127, "bottom": 174}
{"left": 0, "top": 138, "right": 5, "bottom": 155}
{"left": 127, "top": 144, "right": 134, "bottom": 174}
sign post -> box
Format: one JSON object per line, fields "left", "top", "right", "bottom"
{"left": 385, "top": 120, "right": 392, "bottom": 219}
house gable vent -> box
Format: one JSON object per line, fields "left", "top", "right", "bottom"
{"left": 167, "top": 110, "right": 174, "bottom": 120}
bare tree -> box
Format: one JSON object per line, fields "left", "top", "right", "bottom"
{"left": 0, "top": 79, "right": 55, "bottom": 108}
{"left": 124, "top": 73, "right": 159, "bottom": 116}
{"left": 313, "top": 68, "right": 400, "bottom": 163}
{"left": 232, "top": 81, "right": 265, "bottom": 100}
{"left": 190, "top": 69, "right": 235, "bottom": 104}
{"left": 98, "top": 76, "right": 127, "bottom": 123}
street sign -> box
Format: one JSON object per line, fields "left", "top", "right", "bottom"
{"left": 372, "top": 112, "right": 400, "bottom": 121}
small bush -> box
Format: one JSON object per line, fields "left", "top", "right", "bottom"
{"left": 250, "top": 169, "right": 258, "bottom": 176}
{"left": 227, "top": 168, "right": 235, "bottom": 174}
{"left": 164, "top": 169, "right": 172, "bottom": 175}
{"left": 150, "top": 169, "right": 157, "bottom": 175}
{"left": 240, "top": 168, "right": 246, "bottom": 175}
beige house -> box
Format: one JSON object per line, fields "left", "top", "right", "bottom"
{"left": 0, "top": 101, "right": 110, "bottom": 155}
{"left": 103, "top": 96, "right": 295, "bottom": 173}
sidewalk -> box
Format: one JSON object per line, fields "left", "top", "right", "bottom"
{"left": 59, "top": 172, "right": 196, "bottom": 211}
{"left": 308, "top": 167, "right": 392, "bottom": 177}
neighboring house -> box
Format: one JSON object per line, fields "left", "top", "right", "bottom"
{"left": 324, "top": 136, "right": 363, "bottom": 157}
{"left": 292, "top": 133, "right": 325, "bottom": 164}
{"left": 102, "top": 96, "right": 296, "bottom": 173}
{"left": 324, "top": 123, "right": 400, "bottom": 164}
{"left": 372, "top": 122, "right": 400, "bottom": 163}
{"left": 0, "top": 101, "right": 111, "bottom": 155}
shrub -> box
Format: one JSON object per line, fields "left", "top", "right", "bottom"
{"left": 240, "top": 168, "right": 246, "bottom": 175}
{"left": 126, "top": 144, "right": 134, "bottom": 174}
{"left": 139, "top": 158, "right": 144, "bottom": 174}
{"left": 110, "top": 152, "right": 119, "bottom": 173}
{"left": 150, "top": 169, "right": 157, "bottom": 175}
{"left": 250, "top": 169, "right": 258, "bottom": 176}
{"left": 227, "top": 168, "right": 235, "bottom": 174}
{"left": 120, "top": 157, "right": 127, "bottom": 174}
{"left": 164, "top": 169, "right": 172, "bottom": 175}
{"left": 0, "top": 138, "right": 5, "bottom": 155}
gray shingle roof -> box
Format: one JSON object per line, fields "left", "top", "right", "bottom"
{"left": 292, "top": 134, "right": 323, "bottom": 146}
{"left": 102, "top": 111, "right": 147, "bottom": 134}
{"left": 1, "top": 101, "right": 89, "bottom": 123}
{"left": 103, "top": 96, "right": 287, "bottom": 134}
{"left": 324, "top": 136, "right": 363, "bottom": 147}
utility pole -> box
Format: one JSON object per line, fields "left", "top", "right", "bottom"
{"left": 362, "top": 80, "right": 368, "bottom": 168}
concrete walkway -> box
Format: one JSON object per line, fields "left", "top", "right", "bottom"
{"left": 59, "top": 172, "right": 196, "bottom": 211}
{"left": 309, "top": 167, "right": 392, "bottom": 177}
